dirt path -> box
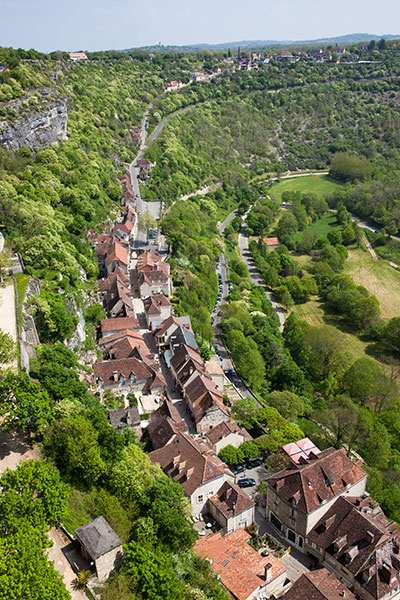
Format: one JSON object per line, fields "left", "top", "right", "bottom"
{"left": 0, "top": 282, "right": 18, "bottom": 369}
{"left": 47, "top": 528, "right": 87, "bottom": 600}
{"left": 362, "top": 232, "right": 378, "bottom": 261}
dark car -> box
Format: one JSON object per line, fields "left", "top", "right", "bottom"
{"left": 237, "top": 478, "right": 256, "bottom": 488}
{"left": 246, "top": 457, "right": 263, "bottom": 469}
{"left": 231, "top": 463, "right": 246, "bottom": 475}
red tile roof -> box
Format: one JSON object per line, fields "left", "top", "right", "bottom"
{"left": 281, "top": 568, "right": 356, "bottom": 600}
{"left": 100, "top": 318, "right": 140, "bottom": 335}
{"left": 149, "top": 432, "right": 232, "bottom": 497}
{"left": 98, "top": 329, "right": 143, "bottom": 348}
{"left": 143, "top": 294, "right": 171, "bottom": 315}
{"left": 137, "top": 249, "right": 163, "bottom": 271}
{"left": 206, "top": 421, "right": 253, "bottom": 446}
{"left": 267, "top": 448, "right": 366, "bottom": 515}
{"left": 194, "top": 529, "right": 286, "bottom": 600}
{"left": 263, "top": 237, "right": 279, "bottom": 246}
{"left": 184, "top": 374, "right": 228, "bottom": 424}
{"left": 105, "top": 240, "right": 128, "bottom": 267}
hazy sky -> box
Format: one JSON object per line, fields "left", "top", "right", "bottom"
{"left": 1, "top": 0, "right": 399, "bottom": 52}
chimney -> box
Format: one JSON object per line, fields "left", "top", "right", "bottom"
{"left": 264, "top": 563, "right": 272, "bottom": 582}
{"left": 113, "top": 370, "right": 119, "bottom": 382}
{"left": 366, "top": 530, "right": 375, "bottom": 544}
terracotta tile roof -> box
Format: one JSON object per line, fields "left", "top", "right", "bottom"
{"left": 153, "top": 315, "right": 193, "bottom": 337}
{"left": 281, "top": 568, "right": 356, "bottom": 600}
{"left": 98, "top": 329, "right": 143, "bottom": 348}
{"left": 96, "top": 267, "right": 129, "bottom": 292}
{"left": 143, "top": 294, "right": 171, "bottom": 315}
{"left": 206, "top": 421, "right": 252, "bottom": 446}
{"left": 263, "top": 237, "right": 279, "bottom": 246}
{"left": 149, "top": 432, "right": 232, "bottom": 497}
{"left": 267, "top": 448, "right": 366, "bottom": 514}
{"left": 208, "top": 481, "right": 254, "bottom": 519}
{"left": 112, "top": 221, "right": 133, "bottom": 235}
{"left": 93, "top": 357, "right": 153, "bottom": 386}
{"left": 308, "top": 496, "right": 400, "bottom": 600}
{"left": 184, "top": 374, "right": 228, "bottom": 424}
{"left": 100, "top": 318, "right": 140, "bottom": 335}
{"left": 105, "top": 241, "right": 128, "bottom": 267}
{"left": 194, "top": 529, "right": 286, "bottom": 600}
{"left": 108, "top": 336, "right": 150, "bottom": 360}
{"left": 137, "top": 249, "right": 163, "bottom": 271}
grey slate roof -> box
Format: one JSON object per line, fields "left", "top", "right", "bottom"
{"left": 170, "top": 325, "right": 198, "bottom": 351}
{"left": 75, "top": 516, "right": 122, "bottom": 560}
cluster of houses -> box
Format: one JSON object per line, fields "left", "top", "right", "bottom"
{"left": 187, "top": 437, "right": 400, "bottom": 600}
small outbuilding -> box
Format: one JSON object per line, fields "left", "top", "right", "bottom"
{"left": 75, "top": 516, "right": 123, "bottom": 582}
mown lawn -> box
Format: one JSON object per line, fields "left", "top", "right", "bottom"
{"left": 345, "top": 248, "right": 400, "bottom": 320}
{"left": 292, "top": 212, "right": 341, "bottom": 243}
{"left": 269, "top": 175, "right": 342, "bottom": 200}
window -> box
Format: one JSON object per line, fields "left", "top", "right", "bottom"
{"left": 208, "top": 491, "right": 214, "bottom": 498}
{"left": 197, "top": 495, "right": 203, "bottom": 503}
{"left": 239, "top": 521, "right": 247, "bottom": 528}
{"left": 290, "top": 517, "right": 296, "bottom": 527}
{"left": 288, "top": 530, "right": 296, "bottom": 543}
{"left": 298, "top": 536, "right": 303, "bottom": 548}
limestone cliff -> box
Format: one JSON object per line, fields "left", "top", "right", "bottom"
{"left": 0, "top": 94, "right": 68, "bottom": 151}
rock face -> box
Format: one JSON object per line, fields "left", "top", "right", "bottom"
{"left": 0, "top": 100, "right": 68, "bottom": 151}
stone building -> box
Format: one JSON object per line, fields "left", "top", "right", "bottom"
{"left": 266, "top": 448, "right": 367, "bottom": 550}
{"left": 75, "top": 516, "right": 123, "bottom": 582}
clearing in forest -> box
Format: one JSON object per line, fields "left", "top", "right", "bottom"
{"left": 270, "top": 175, "right": 342, "bottom": 200}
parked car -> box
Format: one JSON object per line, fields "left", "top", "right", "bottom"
{"left": 231, "top": 463, "right": 246, "bottom": 475}
{"left": 237, "top": 478, "right": 256, "bottom": 488}
{"left": 246, "top": 457, "right": 263, "bottom": 469}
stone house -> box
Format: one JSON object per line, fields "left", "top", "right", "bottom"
{"left": 207, "top": 481, "right": 255, "bottom": 533}
{"left": 306, "top": 495, "right": 400, "bottom": 600}
{"left": 143, "top": 294, "right": 172, "bottom": 328}
{"left": 194, "top": 529, "right": 287, "bottom": 600}
{"left": 93, "top": 356, "right": 166, "bottom": 395}
{"left": 146, "top": 399, "right": 188, "bottom": 450}
{"left": 266, "top": 448, "right": 367, "bottom": 550}
{"left": 108, "top": 406, "right": 141, "bottom": 437}
{"left": 205, "top": 421, "right": 253, "bottom": 455}
{"left": 183, "top": 373, "right": 230, "bottom": 433}
{"left": 280, "top": 568, "right": 356, "bottom": 600}
{"left": 138, "top": 269, "right": 170, "bottom": 297}
{"left": 105, "top": 240, "right": 129, "bottom": 275}
{"left": 149, "top": 432, "right": 234, "bottom": 518}
{"left": 75, "top": 516, "right": 122, "bottom": 582}
{"left": 153, "top": 315, "right": 193, "bottom": 348}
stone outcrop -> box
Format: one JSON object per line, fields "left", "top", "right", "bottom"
{"left": 20, "top": 277, "right": 41, "bottom": 372}
{"left": 0, "top": 98, "right": 68, "bottom": 152}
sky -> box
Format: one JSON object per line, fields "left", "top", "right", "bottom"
{"left": 1, "top": 0, "right": 400, "bottom": 52}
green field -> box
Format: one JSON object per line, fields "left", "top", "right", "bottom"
{"left": 269, "top": 175, "right": 342, "bottom": 200}
{"left": 345, "top": 248, "right": 400, "bottom": 320}
{"left": 292, "top": 212, "right": 341, "bottom": 242}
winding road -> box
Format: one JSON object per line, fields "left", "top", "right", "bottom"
{"left": 238, "top": 213, "right": 285, "bottom": 332}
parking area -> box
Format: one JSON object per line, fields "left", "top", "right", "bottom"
{"left": 232, "top": 462, "right": 269, "bottom": 495}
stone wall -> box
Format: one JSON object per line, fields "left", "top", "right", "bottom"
{"left": 19, "top": 277, "right": 40, "bottom": 372}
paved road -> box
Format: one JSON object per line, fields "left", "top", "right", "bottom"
{"left": 211, "top": 209, "right": 259, "bottom": 401}
{"left": 238, "top": 214, "right": 285, "bottom": 332}
{"left": 147, "top": 103, "right": 199, "bottom": 144}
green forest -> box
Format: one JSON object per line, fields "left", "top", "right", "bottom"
{"left": 1, "top": 41, "right": 400, "bottom": 599}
